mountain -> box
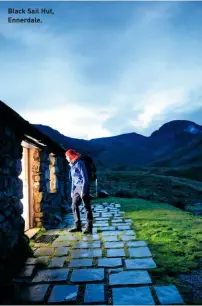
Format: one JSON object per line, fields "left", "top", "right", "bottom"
{"left": 34, "top": 124, "right": 105, "bottom": 157}
{"left": 34, "top": 120, "right": 202, "bottom": 169}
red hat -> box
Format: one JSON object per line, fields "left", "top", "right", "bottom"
{"left": 65, "top": 149, "right": 80, "bottom": 160}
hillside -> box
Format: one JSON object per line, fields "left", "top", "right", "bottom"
{"left": 34, "top": 120, "right": 202, "bottom": 170}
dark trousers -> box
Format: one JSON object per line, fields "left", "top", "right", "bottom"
{"left": 72, "top": 186, "right": 93, "bottom": 227}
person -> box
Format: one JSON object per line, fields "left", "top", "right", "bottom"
{"left": 65, "top": 149, "right": 93, "bottom": 234}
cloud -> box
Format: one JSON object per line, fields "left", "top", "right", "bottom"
{"left": 0, "top": 2, "right": 202, "bottom": 139}
{"left": 21, "top": 104, "right": 112, "bottom": 140}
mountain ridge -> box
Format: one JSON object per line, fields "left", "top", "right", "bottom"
{"left": 34, "top": 120, "right": 202, "bottom": 169}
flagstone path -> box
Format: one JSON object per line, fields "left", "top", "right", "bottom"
{"left": 13, "top": 202, "right": 184, "bottom": 305}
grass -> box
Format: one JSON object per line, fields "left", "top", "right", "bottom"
{"left": 93, "top": 196, "right": 202, "bottom": 304}
{"left": 95, "top": 169, "right": 202, "bottom": 207}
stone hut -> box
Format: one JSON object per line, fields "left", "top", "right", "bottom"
{"left": 0, "top": 100, "right": 69, "bottom": 265}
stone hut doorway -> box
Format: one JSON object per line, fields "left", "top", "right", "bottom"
{"left": 19, "top": 141, "right": 35, "bottom": 231}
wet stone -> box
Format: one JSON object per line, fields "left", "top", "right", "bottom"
{"left": 100, "top": 227, "right": 116, "bottom": 231}
{"left": 109, "top": 270, "right": 152, "bottom": 286}
{"left": 98, "top": 258, "right": 123, "bottom": 268}
{"left": 102, "top": 236, "right": 119, "bottom": 242}
{"left": 108, "top": 268, "right": 124, "bottom": 274}
{"left": 128, "top": 247, "right": 152, "bottom": 257}
{"left": 55, "top": 247, "right": 69, "bottom": 256}
{"left": 121, "top": 236, "right": 136, "bottom": 241}
{"left": 107, "top": 249, "right": 126, "bottom": 257}
{"left": 71, "top": 249, "right": 102, "bottom": 258}
{"left": 112, "top": 286, "right": 155, "bottom": 305}
{"left": 112, "top": 219, "right": 123, "bottom": 223}
{"left": 118, "top": 226, "right": 131, "bottom": 230}
{"left": 73, "top": 241, "right": 101, "bottom": 249}
{"left": 126, "top": 241, "right": 147, "bottom": 247}
{"left": 68, "top": 259, "right": 93, "bottom": 268}
{"left": 32, "top": 269, "right": 69, "bottom": 283}
{"left": 49, "top": 257, "right": 66, "bottom": 268}
{"left": 19, "top": 284, "right": 50, "bottom": 303}
{"left": 71, "top": 268, "right": 104, "bottom": 283}
{"left": 35, "top": 256, "right": 50, "bottom": 265}
{"left": 94, "top": 224, "right": 109, "bottom": 228}
{"left": 48, "top": 285, "right": 79, "bottom": 304}
{"left": 52, "top": 241, "right": 71, "bottom": 247}
{"left": 84, "top": 284, "right": 105, "bottom": 303}
{"left": 124, "top": 219, "right": 132, "bottom": 223}
{"left": 154, "top": 285, "right": 184, "bottom": 305}
{"left": 82, "top": 234, "right": 100, "bottom": 241}
{"left": 104, "top": 242, "right": 124, "bottom": 249}
{"left": 125, "top": 258, "right": 157, "bottom": 269}
{"left": 57, "top": 235, "right": 79, "bottom": 241}
{"left": 34, "top": 248, "right": 55, "bottom": 257}
{"left": 18, "top": 265, "right": 35, "bottom": 278}
{"left": 102, "top": 231, "right": 122, "bottom": 236}
{"left": 123, "top": 230, "right": 135, "bottom": 235}
{"left": 26, "top": 258, "right": 37, "bottom": 265}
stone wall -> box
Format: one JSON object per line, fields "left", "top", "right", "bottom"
{"left": 32, "top": 148, "right": 69, "bottom": 228}
{"left": 0, "top": 125, "right": 25, "bottom": 260}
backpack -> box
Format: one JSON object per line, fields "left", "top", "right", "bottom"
{"left": 79, "top": 155, "right": 97, "bottom": 182}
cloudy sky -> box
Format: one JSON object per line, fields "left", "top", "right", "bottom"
{"left": 0, "top": 1, "right": 202, "bottom": 140}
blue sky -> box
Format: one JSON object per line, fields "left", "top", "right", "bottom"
{"left": 0, "top": 1, "right": 202, "bottom": 139}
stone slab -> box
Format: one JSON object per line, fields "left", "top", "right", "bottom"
{"left": 19, "top": 284, "right": 50, "bottom": 303}
{"left": 84, "top": 284, "right": 105, "bottom": 303}
{"left": 102, "top": 236, "right": 119, "bottom": 242}
{"left": 34, "top": 248, "right": 55, "bottom": 257}
{"left": 49, "top": 257, "right": 66, "bottom": 268}
{"left": 73, "top": 241, "right": 100, "bottom": 249}
{"left": 35, "top": 256, "right": 50, "bottom": 265}
{"left": 56, "top": 235, "right": 79, "bottom": 241}
{"left": 26, "top": 258, "right": 37, "bottom": 265}
{"left": 68, "top": 259, "right": 93, "bottom": 268}
{"left": 32, "top": 269, "right": 69, "bottom": 283}
{"left": 118, "top": 226, "right": 131, "bottom": 230}
{"left": 109, "top": 270, "right": 152, "bottom": 286}
{"left": 128, "top": 247, "right": 152, "bottom": 257}
{"left": 71, "top": 268, "right": 104, "bottom": 282}
{"left": 100, "top": 227, "right": 116, "bottom": 231}
{"left": 126, "top": 241, "right": 147, "bottom": 247}
{"left": 125, "top": 258, "right": 157, "bottom": 269}
{"left": 71, "top": 249, "right": 102, "bottom": 258}
{"left": 48, "top": 285, "right": 79, "bottom": 304}
{"left": 82, "top": 234, "right": 100, "bottom": 241}
{"left": 107, "top": 249, "right": 126, "bottom": 257}
{"left": 121, "top": 236, "right": 136, "bottom": 241}
{"left": 154, "top": 285, "right": 184, "bottom": 305}
{"left": 98, "top": 258, "right": 122, "bottom": 268}
{"left": 104, "top": 242, "right": 124, "bottom": 249}
{"left": 112, "top": 286, "right": 155, "bottom": 305}
{"left": 123, "top": 230, "right": 135, "bottom": 235}
{"left": 52, "top": 241, "right": 71, "bottom": 247}
{"left": 108, "top": 268, "right": 124, "bottom": 274}
{"left": 112, "top": 219, "right": 123, "bottom": 223}
{"left": 102, "top": 231, "right": 122, "bottom": 236}
{"left": 55, "top": 247, "right": 69, "bottom": 256}
{"left": 94, "top": 224, "right": 109, "bottom": 227}
{"left": 18, "top": 265, "right": 35, "bottom": 278}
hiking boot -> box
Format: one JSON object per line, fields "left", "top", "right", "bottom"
{"left": 68, "top": 222, "right": 82, "bottom": 233}
{"left": 83, "top": 224, "right": 93, "bottom": 234}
